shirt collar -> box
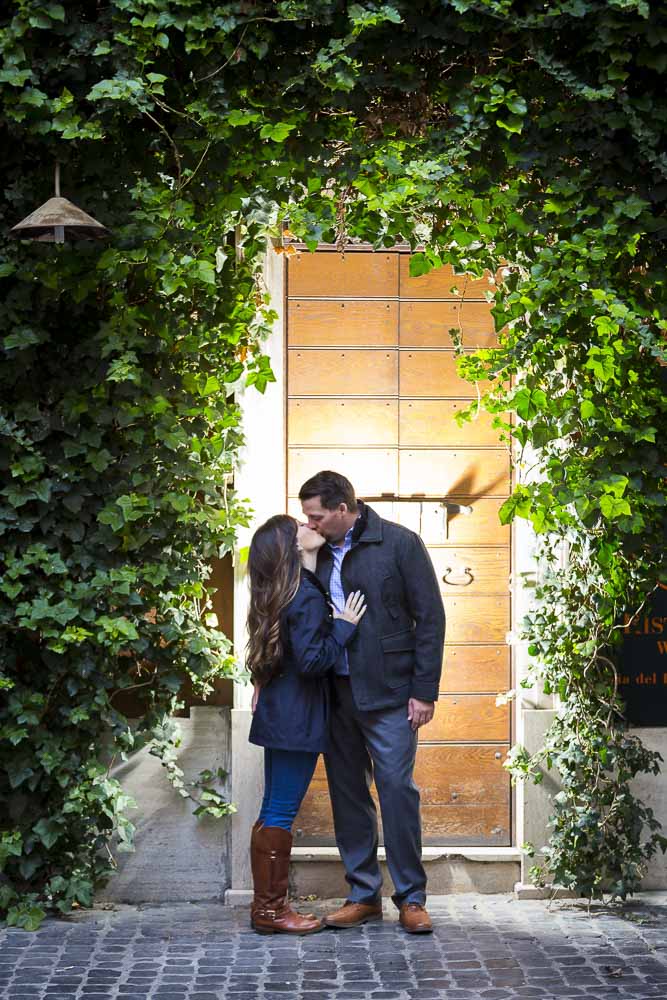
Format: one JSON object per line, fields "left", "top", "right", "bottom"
{"left": 329, "top": 519, "right": 357, "bottom": 551}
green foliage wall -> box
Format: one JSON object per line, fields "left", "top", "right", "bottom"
{"left": 1, "top": 0, "right": 666, "bottom": 920}
{"left": 0, "top": 0, "right": 280, "bottom": 927}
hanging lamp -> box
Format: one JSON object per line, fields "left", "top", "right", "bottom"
{"left": 10, "top": 162, "right": 110, "bottom": 243}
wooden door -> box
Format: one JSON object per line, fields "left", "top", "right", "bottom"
{"left": 286, "top": 250, "right": 512, "bottom": 846}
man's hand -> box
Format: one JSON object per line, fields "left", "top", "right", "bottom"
{"left": 407, "top": 697, "right": 434, "bottom": 732}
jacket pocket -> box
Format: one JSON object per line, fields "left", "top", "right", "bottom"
{"left": 380, "top": 628, "right": 416, "bottom": 689}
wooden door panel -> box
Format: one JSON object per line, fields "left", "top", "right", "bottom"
{"left": 399, "top": 449, "right": 510, "bottom": 497}
{"left": 421, "top": 803, "right": 510, "bottom": 844}
{"left": 397, "top": 498, "right": 510, "bottom": 545}
{"left": 430, "top": 547, "right": 510, "bottom": 597}
{"left": 400, "top": 301, "right": 498, "bottom": 348}
{"left": 289, "top": 251, "right": 399, "bottom": 297}
{"left": 289, "top": 300, "right": 398, "bottom": 346}
{"left": 289, "top": 349, "right": 397, "bottom": 396}
{"left": 445, "top": 596, "right": 510, "bottom": 644}
{"left": 417, "top": 743, "right": 509, "bottom": 796}
{"left": 442, "top": 645, "right": 510, "bottom": 693}
{"left": 399, "top": 256, "right": 495, "bottom": 299}
{"left": 288, "top": 448, "right": 398, "bottom": 498}
{"left": 295, "top": 799, "right": 512, "bottom": 847}
{"left": 418, "top": 743, "right": 512, "bottom": 843}
{"left": 400, "top": 399, "right": 500, "bottom": 448}
{"left": 400, "top": 350, "right": 483, "bottom": 397}
{"left": 295, "top": 745, "right": 510, "bottom": 845}
{"left": 289, "top": 399, "right": 398, "bottom": 446}
{"left": 294, "top": 758, "right": 333, "bottom": 842}
{"left": 423, "top": 695, "right": 510, "bottom": 742}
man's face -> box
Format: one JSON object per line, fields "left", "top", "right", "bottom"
{"left": 301, "top": 496, "right": 349, "bottom": 543}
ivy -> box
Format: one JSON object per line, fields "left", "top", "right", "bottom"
{"left": 1, "top": 0, "right": 667, "bottom": 922}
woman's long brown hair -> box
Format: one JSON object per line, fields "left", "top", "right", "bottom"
{"left": 246, "top": 514, "right": 301, "bottom": 686}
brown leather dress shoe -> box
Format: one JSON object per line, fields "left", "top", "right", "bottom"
{"left": 325, "top": 900, "right": 383, "bottom": 928}
{"left": 399, "top": 902, "right": 433, "bottom": 934}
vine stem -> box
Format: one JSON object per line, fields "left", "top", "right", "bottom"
{"left": 142, "top": 109, "right": 182, "bottom": 187}
{"left": 194, "top": 24, "right": 250, "bottom": 83}
{"left": 179, "top": 141, "right": 212, "bottom": 193}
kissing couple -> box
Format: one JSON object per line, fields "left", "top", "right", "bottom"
{"left": 246, "top": 470, "right": 445, "bottom": 935}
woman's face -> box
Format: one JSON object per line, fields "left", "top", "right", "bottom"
{"left": 297, "top": 522, "right": 327, "bottom": 553}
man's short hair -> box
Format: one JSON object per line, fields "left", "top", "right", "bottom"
{"left": 299, "top": 470, "right": 358, "bottom": 512}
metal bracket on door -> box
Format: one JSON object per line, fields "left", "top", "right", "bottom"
{"left": 360, "top": 494, "right": 473, "bottom": 542}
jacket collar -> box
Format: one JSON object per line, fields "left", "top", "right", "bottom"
{"left": 315, "top": 503, "right": 384, "bottom": 585}
{"left": 351, "top": 501, "right": 382, "bottom": 545}
{"left": 301, "top": 566, "right": 329, "bottom": 598}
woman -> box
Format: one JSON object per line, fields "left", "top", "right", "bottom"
{"left": 246, "top": 514, "right": 366, "bottom": 935}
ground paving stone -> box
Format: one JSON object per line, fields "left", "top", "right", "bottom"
{"left": 2, "top": 894, "right": 667, "bottom": 999}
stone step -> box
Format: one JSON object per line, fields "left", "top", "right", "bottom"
{"left": 225, "top": 846, "right": 521, "bottom": 905}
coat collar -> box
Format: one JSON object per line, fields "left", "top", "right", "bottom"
{"left": 315, "top": 503, "right": 384, "bottom": 585}
{"left": 301, "top": 566, "right": 330, "bottom": 598}
{"left": 351, "top": 501, "right": 382, "bottom": 545}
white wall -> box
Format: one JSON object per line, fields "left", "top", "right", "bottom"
{"left": 228, "top": 245, "right": 286, "bottom": 893}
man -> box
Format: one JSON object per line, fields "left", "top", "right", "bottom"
{"left": 299, "top": 470, "right": 445, "bottom": 934}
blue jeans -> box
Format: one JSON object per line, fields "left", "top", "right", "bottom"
{"left": 257, "top": 748, "right": 319, "bottom": 831}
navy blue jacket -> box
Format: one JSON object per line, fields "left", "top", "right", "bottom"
{"left": 315, "top": 503, "right": 445, "bottom": 711}
{"left": 248, "top": 570, "right": 357, "bottom": 753}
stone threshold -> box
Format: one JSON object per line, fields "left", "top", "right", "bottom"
{"left": 225, "top": 846, "right": 522, "bottom": 905}
{"left": 292, "top": 846, "right": 521, "bottom": 863}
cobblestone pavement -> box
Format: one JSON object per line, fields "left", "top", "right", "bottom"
{"left": 2, "top": 893, "right": 667, "bottom": 1000}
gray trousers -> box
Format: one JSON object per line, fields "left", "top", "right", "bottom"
{"left": 324, "top": 676, "right": 427, "bottom": 907}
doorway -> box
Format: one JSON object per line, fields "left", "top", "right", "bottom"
{"left": 286, "top": 249, "right": 512, "bottom": 847}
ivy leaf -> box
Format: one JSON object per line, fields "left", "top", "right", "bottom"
{"left": 227, "top": 109, "right": 262, "bottom": 126}
{"left": 259, "top": 122, "right": 297, "bottom": 142}
{"left": 3, "top": 328, "right": 42, "bottom": 351}
{"left": 408, "top": 253, "right": 432, "bottom": 277}
{"left": 194, "top": 260, "right": 216, "bottom": 285}
{"left": 506, "top": 94, "right": 527, "bottom": 115}
{"left": 33, "top": 818, "right": 62, "bottom": 850}
{"left": 496, "top": 116, "right": 524, "bottom": 133}
{"left": 6, "top": 904, "right": 46, "bottom": 932}
{"left": 0, "top": 69, "right": 32, "bottom": 86}
{"left": 599, "top": 496, "right": 631, "bottom": 519}
{"left": 201, "top": 375, "right": 220, "bottom": 395}
{"left": 514, "top": 387, "right": 547, "bottom": 421}
{"left": 499, "top": 487, "right": 532, "bottom": 524}
{"left": 165, "top": 493, "right": 190, "bottom": 512}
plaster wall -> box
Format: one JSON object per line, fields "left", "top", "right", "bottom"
{"left": 229, "top": 245, "right": 286, "bottom": 892}
{"left": 99, "top": 707, "right": 231, "bottom": 904}
{"left": 629, "top": 728, "right": 667, "bottom": 890}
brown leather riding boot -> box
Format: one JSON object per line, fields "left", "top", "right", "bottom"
{"left": 250, "top": 823, "right": 323, "bottom": 935}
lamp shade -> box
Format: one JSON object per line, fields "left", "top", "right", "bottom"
{"left": 9, "top": 195, "right": 110, "bottom": 242}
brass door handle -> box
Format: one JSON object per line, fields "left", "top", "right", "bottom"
{"left": 442, "top": 566, "right": 474, "bottom": 586}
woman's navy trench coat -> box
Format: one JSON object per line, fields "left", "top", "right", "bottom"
{"left": 248, "top": 569, "right": 356, "bottom": 753}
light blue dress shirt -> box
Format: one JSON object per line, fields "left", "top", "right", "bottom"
{"left": 328, "top": 524, "right": 355, "bottom": 676}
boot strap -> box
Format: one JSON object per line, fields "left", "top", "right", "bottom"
{"left": 254, "top": 906, "right": 285, "bottom": 919}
